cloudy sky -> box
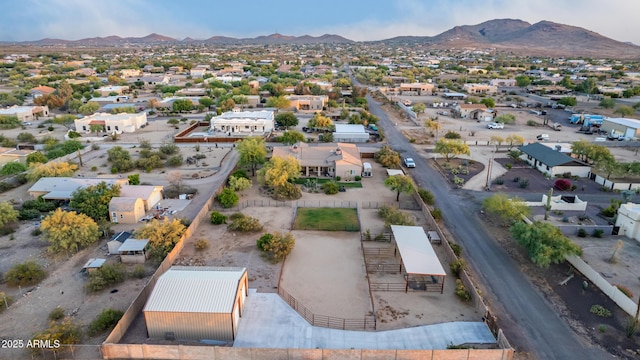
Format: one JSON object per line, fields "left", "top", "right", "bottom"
{"left": 1, "top": 0, "right": 638, "bottom": 44}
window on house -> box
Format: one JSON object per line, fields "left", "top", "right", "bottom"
{"left": 546, "top": 166, "right": 550, "bottom": 170}
{"left": 82, "top": 126, "right": 86, "bottom": 131}
{"left": 120, "top": 214, "right": 123, "bottom": 219}
{"left": 115, "top": 126, "right": 119, "bottom": 131}
{"left": 527, "top": 155, "right": 532, "bottom": 160}
{"left": 107, "top": 126, "right": 111, "bottom": 131}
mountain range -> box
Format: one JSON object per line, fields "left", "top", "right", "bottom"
{"left": 9, "top": 19, "right": 640, "bottom": 58}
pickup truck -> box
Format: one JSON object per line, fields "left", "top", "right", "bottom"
{"left": 487, "top": 122, "right": 504, "bottom": 129}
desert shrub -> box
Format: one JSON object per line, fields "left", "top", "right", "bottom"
{"left": 449, "top": 241, "right": 462, "bottom": 257}
{"left": 374, "top": 145, "right": 401, "bottom": 168}
{"left": 562, "top": 172, "right": 572, "bottom": 178}
{"left": 30, "top": 318, "right": 81, "bottom": 353}
{"left": 18, "top": 208, "right": 41, "bottom": 220}
{"left": 86, "top": 264, "right": 126, "bottom": 292}
{"left": 166, "top": 154, "right": 183, "bottom": 167}
{"left": 378, "top": 205, "right": 415, "bottom": 227}
{"left": 228, "top": 214, "right": 263, "bottom": 232}
{"left": 615, "top": 284, "right": 633, "bottom": 299}
{"left": 159, "top": 143, "right": 179, "bottom": 155}
{"left": 598, "top": 324, "right": 607, "bottom": 333}
{"left": 194, "top": 239, "right": 209, "bottom": 251}
{"left": 526, "top": 120, "right": 537, "bottom": 126}
{"left": 592, "top": 229, "right": 604, "bottom": 238}
{"left": 131, "top": 265, "right": 146, "bottom": 279}
{"left": 513, "top": 176, "right": 520, "bottom": 182}
{"left": 444, "top": 131, "right": 461, "bottom": 139}
{"left": 554, "top": 178, "right": 572, "bottom": 191}
{"left": 335, "top": 176, "right": 341, "bottom": 181}
{"left": 354, "top": 175, "right": 362, "bottom": 181}
{"left": 232, "top": 169, "right": 249, "bottom": 179}
{"left": 217, "top": 187, "right": 239, "bottom": 208}
{"left": 210, "top": 211, "right": 227, "bottom": 225}
{"left": 273, "top": 182, "right": 302, "bottom": 200}
{"left": 450, "top": 259, "right": 467, "bottom": 277}
{"left": 577, "top": 229, "right": 588, "bottom": 237}
{"left": 494, "top": 178, "right": 504, "bottom": 185}
{"left": 418, "top": 188, "right": 435, "bottom": 205}
{"left": 453, "top": 176, "right": 465, "bottom": 187}
{"left": 31, "top": 228, "right": 42, "bottom": 236}
{"left": 228, "top": 175, "right": 252, "bottom": 192}
{"left": 88, "top": 308, "right": 124, "bottom": 336}
{"left": 22, "top": 199, "right": 58, "bottom": 212}
{"left": 505, "top": 163, "right": 512, "bottom": 170}
{"left": 5, "top": 260, "right": 46, "bottom": 287}
{"left": 229, "top": 212, "right": 245, "bottom": 221}
{"left": 48, "top": 307, "right": 65, "bottom": 321}
{"left": 455, "top": 279, "right": 471, "bottom": 301}
{"left": 1, "top": 161, "right": 28, "bottom": 175}
{"left": 258, "top": 231, "right": 295, "bottom": 262}
{"left": 590, "top": 305, "right": 612, "bottom": 317}
{"left": 518, "top": 178, "right": 530, "bottom": 188}
{"left": 431, "top": 208, "right": 442, "bottom": 221}
{"left": 256, "top": 233, "right": 273, "bottom": 251}
{"left": 322, "top": 181, "right": 339, "bottom": 195}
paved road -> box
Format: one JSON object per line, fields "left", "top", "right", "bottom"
{"left": 365, "top": 93, "right": 610, "bottom": 360}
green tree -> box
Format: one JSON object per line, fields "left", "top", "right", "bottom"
{"left": 5, "top": 260, "right": 46, "bottom": 287}
{"left": 127, "top": 173, "right": 140, "bottom": 185}
{"left": 135, "top": 218, "right": 186, "bottom": 259}
{"left": 27, "top": 161, "right": 78, "bottom": 181}
{"left": 41, "top": 208, "right": 100, "bottom": 254}
{"left": 236, "top": 137, "right": 267, "bottom": 176}
{"left": 265, "top": 96, "right": 291, "bottom": 109}
{"left": 279, "top": 130, "right": 305, "bottom": 145}
{"left": 434, "top": 139, "right": 470, "bottom": 162}
{"left": 70, "top": 182, "right": 121, "bottom": 222}
{"left": 26, "top": 151, "right": 48, "bottom": 165}
{"left": 412, "top": 103, "right": 426, "bottom": 114}
{"left": 557, "top": 97, "right": 577, "bottom": 107}
{"left": 0, "top": 162, "right": 28, "bottom": 175}
{"left": 384, "top": 174, "right": 415, "bottom": 201}
{"left": 483, "top": 193, "right": 530, "bottom": 226}
{"left": 374, "top": 145, "right": 401, "bottom": 168}
{"left": 490, "top": 135, "right": 504, "bottom": 151}
{"left": 217, "top": 187, "right": 239, "bottom": 208}
{"left": 614, "top": 105, "right": 635, "bottom": 117}
{"left": 17, "top": 132, "right": 37, "bottom": 143}
{"left": 578, "top": 77, "right": 598, "bottom": 99}
{"left": 0, "top": 115, "right": 22, "bottom": 129}
{"left": 68, "top": 98, "right": 83, "bottom": 113}
{"left": 258, "top": 155, "right": 301, "bottom": 188}
{"left": 481, "top": 97, "right": 496, "bottom": 108}
{"left": 274, "top": 112, "right": 299, "bottom": 128}
{"left": 259, "top": 231, "right": 295, "bottom": 262}
{"left": 515, "top": 75, "right": 531, "bottom": 88}
{"left": 599, "top": 98, "right": 616, "bottom": 109}
{"left": 107, "top": 146, "right": 134, "bottom": 172}
{"left": 228, "top": 175, "right": 252, "bottom": 192}
{"left": 172, "top": 99, "right": 193, "bottom": 112}
{"left": 0, "top": 201, "right": 19, "bottom": 230}
{"left": 510, "top": 221, "right": 582, "bottom": 268}
{"left": 167, "top": 118, "right": 179, "bottom": 127}
{"left": 505, "top": 134, "right": 524, "bottom": 149}
{"left": 198, "top": 96, "right": 214, "bottom": 108}
{"left": 78, "top": 101, "right": 100, "bottom": 115}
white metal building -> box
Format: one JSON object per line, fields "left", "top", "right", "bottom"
{"left": 333, "top": 124, "right": 370, "bottom": 143}
{"left": 616, "top": 203, "right": 640, "bottom": 242}
{"left": 600, "top": 117, "right": 640, "bottom": 140}
{"left": 143, "top": 267, "right": 248, "bottom": 341}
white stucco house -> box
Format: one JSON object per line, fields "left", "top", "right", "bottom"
{"left": 209, "top": 109, "right": 274, "bottom": 136}
{"left": 616, "top": 203, "right": 640, "bottom": 242}
{"left": 75, "top": 112, "right": 148, "bottom": 134}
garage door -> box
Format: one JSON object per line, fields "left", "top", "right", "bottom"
{"left": 625, "top": 128, "right": 635, "bottom": 139}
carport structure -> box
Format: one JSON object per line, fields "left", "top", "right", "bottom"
{"left": 390, "top": 225, "right": 446, "bottom": 293}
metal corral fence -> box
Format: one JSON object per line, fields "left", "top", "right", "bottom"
{"left": 295, "top": 200, "right": 358, "bottom": 208}
{"left": 212, "top": 198, "right": 292, "bottom": 211}
{"left": 360, "top": 200, "right": 421, "bottom": 210}
{"left": 277, "top": 287, "right": 376, "bottom": 331}
{"left": 361, "top": 231, "right": 393, "bottom": 242}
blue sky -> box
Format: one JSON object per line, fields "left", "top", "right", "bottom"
{"left": 1, "top": 0, "right": 638, "bottom": 44}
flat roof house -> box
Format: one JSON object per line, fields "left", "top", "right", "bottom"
{"left": 75, "top": 112, "right": 147, "bottom": 134}
{"left": 143, "top": 267, "right": 248, "bottom": 341}
{"left": 272, "top": 142, "right": 362, "bottom": 179}
{"left": 0, "top": 105, "right": 49, "bottom": 122}
{"left": 286, "top": 95, "right": 328, "bottom": 111}
{"left": 210, "top": 109, "right": 275, "bottom": 136}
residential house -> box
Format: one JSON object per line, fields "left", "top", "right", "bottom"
{"left": 109, "top": 197, "right": 145, "bottom": 224}
{"left": 89, "top": 96, "right": 130, "bottom": 105}
{"left": 75, "top": 112, "right": 148, "bottom": 134}
{"left": 489, "top": 79, "right": 517, "bottom": 87}
{"left": 190, "top": 67, "right": 207, "bottom": 78}
{"left": 0, "top": 147, "right": 34, "bottom": 166}
{"left": 210, "top": 109, "right": 275, "bottom": 135}
{"left": 30, "top": 85, "right": 56, "bottom": 98}
{"left": 28, "top": 177, "right": 129, "bottom": 200}
{"left": 119, "top": 185, "right": 163, "bottom": 211}
{"left": 399, "top": 83, "right": 435, "bottom": 96}
{"left": 272, "top": 142, "right": 363, "bottom": 179}
{"left": 452, "top": 103, "right": 489, "bottom": 120}
{"left": 70, "top": 68, "right": 97, "bottom": 77}
{"left": 286, "top": 95, "right": 328, "bottom": 111}
{"left": 0, "top": 105, "right": 49, "bottom": 122}
{"left": 175, "top": 88, "right": 207, "bottom": 97}
{"left": 463, "top": 83, "right": 497, "bottom": 95}
{"left": 120, "top": 69, "right": 142, "bottom": 78}
{"left": 518, "top": 142, "right": 591, "bottom": 178}
{"left": 97, "top": 85, "right": 130, "bottom": 96}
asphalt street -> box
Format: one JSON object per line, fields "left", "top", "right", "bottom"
{"left": 365, "top": 92, "right": 611, "bottom": 360}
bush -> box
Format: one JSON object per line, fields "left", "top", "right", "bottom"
{"left": 455, "top": 279, "right": 471, "bottom": 301}
{"left": 31, "top": 228, "right": 42, "bottom": 236}
{"left": 88, "top": 308, "right": 124, "bottom": 336}
{"left": 194, "top": 239, "right": 209, "bottom": 251}
{"left": 444, "top": 131, "right": 461, "bottom": 139}
{"left": 577, "top": 229, "right": 588, "bottom": 237}
{"left": 217, "top": 187, "right": 239, "bottom": 208}
{"left": 513, "top": 176, "right": 520, "bottom": 182}
{"left": 5, "top": 260, "right": 46, "bottom": 287}
{"left": 159, "top": 143, "right": 179, "bottom": 155}
{"left": 494, "top": 178, "right": 504, "bottom": 185}
{"left": 232, "top": 169, "right": 249, "bottom": 179}
{"left": 615, "top": 284, "right": 634, "bottom": 299}
{"left": 86, "top": 264, "right": 126, "bottom": 292}
{"left": 418, "top": 188, "right": 435, "bottom": 205}
{"left": 48, "top": 307, "right": 65, "bottom": 321}
{"left": 335, "top": 176, "right": 341, "bottom": 181}
{"left": 554, "top": 178, "right": 572, "bottom": 191}
{"left": 257, "top": 231, "right": 295, "bottom": 262}
{"left": 18, "top": 208, "right": 41, "bottom": 220}
{"left": 450, "top": 259, "right": 467, "bottom": 277}
{"left": 210, "top": 211, "right": 227, "bottom": 225}
{"left": 431, "top": 208, "right": 442, "bottom": 221}
{"left": 322, "top": 181, "right": 339, "bottom": 195}
{"left": 590, "top": 305, "right": 612, "bottom": 317}
{"left": 449, "top": 241, "right": 462, "bottom": 257}
{"left": 228, "top": 214, "right": 263, "bottom": 232}
{"left": 505, "top": 163, "right": 512, "bottom": 170}
{"left": 592, "top": 229, "right": 604, "bottom": 238}
{"left": 256, "top": 233, "right": 273, "bottom": 251}
{"left": 229, "top": 212, "right": 245, "bottom": 221}
{"left": 166, "top": 154, "right": 183, "bottom": 167}
{"left": 131, "top": 265, "right": 146, "bottom": 279}
{"left": 518, "top": 178, "right": 530, "bottom": 188}
{"left": 378, "top": 205, "right": 415, "bottom": 227}
{"left": 354, "top": 175, "right": 361, "bottom": 181}
{"left": 0, "top": 162, "right": 28, "bottom": 175}
{"left": 526, "top": 120, "right": 537, "bottom": 126}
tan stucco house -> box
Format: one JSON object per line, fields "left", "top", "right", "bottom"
{"left": 109, "top": 197, "right": 145, "bottom": 224}
{"left": 272, "top": 142, "right": 362, "bottom": 179}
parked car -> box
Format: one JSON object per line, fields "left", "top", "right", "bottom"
{"left": 487, "top": 122, "right": 504, "bottom": 129}
{"left": 403, "top": 157, "right": 416, "bottom": 168}
{"left": 537, "top": 134, "right": 549, "bottom": 141}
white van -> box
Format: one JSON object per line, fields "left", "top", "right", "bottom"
{"left": 362, "top": 162, "right": 372, "bottom": 177}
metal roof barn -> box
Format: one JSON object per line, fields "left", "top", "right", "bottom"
{"left": 143, "top": 266, "right": 248, "bottom": 341}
